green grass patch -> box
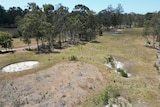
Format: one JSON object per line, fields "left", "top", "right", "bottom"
{"left": 82, "top": 86, "right": 121, "bottom": 107}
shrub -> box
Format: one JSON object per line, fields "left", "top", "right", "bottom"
{"left": 105, "top": 56, "right": 114, "bottom": 64}
{"left": 105, "top": 56, "right": 115, "bottom": 68}
{"left": 102, "top": 91, "right": 109, "bottom": 105}
{"left": 117, "top": 68, "right": 128, "bottom": 77}
{"left": 0, "top": 31, "right": 13, "bottom": 49}
{"left": 69, "top": 55, "right": 78, "bottom": 61}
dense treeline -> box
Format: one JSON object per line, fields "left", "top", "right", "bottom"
{"left": 0, "top": 3, "right": 154, "bottom": 52}
{"left": 143, "top": 12, "right": 160, "bottom": 48}
{"left": 0, "top": 3, "right": 145, "bottom": 28}
{"left": 0, "top": 5, "right": 26, "bottom": 27}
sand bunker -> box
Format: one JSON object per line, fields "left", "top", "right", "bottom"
{"left": 1, "top": 61, "right": 39, "bottom": 72}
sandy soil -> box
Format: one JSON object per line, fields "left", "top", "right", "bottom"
{"left": 2, "top": 61, "right": 39, "bottom": 72}
{"left": 0, "top": 61, "right": 104, "bottom": 107}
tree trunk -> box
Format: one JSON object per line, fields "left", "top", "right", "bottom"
{"left": 36, "top": 38, "right": 39, "bottom": 51}
{"left": 59, "top": 34, "right": 62, "bottom": 49}
{"left": 28, "top": 43, "right": 31, "bottom": 50}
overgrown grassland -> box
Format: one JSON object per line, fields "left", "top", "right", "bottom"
{"left": 81, "top": 28, "right": 160, "bottom": 107}
{"left": 0, "top": 28, "right": 159, "bottom": 106}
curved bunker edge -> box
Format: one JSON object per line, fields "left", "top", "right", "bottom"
{"left": 1, "top": 61, "right": 40, "bottom": 72}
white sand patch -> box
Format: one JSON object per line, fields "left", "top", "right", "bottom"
{"left": 2, "top": 61, "right": 39, "bottom": 72}
{"left": 115, "top": 61, "right": 124, "bottom": 69}
{"left": 105, "top": 61, "right": 124, "bottom": 69}
{"left": 105, "top": 97, "right": 132, "bottom": 107}
{"left": 105, "top": 104, "right": 118, "bottom": 107}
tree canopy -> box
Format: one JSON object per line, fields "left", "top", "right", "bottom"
{"left": 143, "top": 12, "right": 160, "bottom": 47}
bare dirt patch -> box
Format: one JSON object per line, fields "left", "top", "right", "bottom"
{"left": 0, "top": 61, "right": 104, "bottom": 107}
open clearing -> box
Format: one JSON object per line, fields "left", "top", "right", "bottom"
{"left": 0, "top": 28, "right": 160, "bottom": 107}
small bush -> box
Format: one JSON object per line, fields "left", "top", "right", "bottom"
{"left": 102, "top": 91, "right": 109, "bottom": 105}
{"left": 105, "top": 56, "right": 115, "bottom": 68}
{"left": 69, "top": 55, "right": 78, "bottom": 61}
{"left": 117, "top": 68, "right": 128, "bottom": 77}
{"left": 105, "top": 56, "right": 114, "bottom": 64}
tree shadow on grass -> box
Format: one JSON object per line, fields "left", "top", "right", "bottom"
{"left": 26, "top": 48, "right": 60, "bottom": 54}
{"left": 0, "top": 50, "right": 16, "bottom": 54}
{"left": 90, "top": 40, "right": 101, "bottom": 44}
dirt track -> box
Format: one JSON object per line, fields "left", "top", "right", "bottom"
{"left": 0, "top": 61, "right": 104, "bottom": 107}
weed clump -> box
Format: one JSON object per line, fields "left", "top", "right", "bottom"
{"left": 105, "top": 55, "right": 115, "bottom": 68}
{"left": 105, "top": 55, "right": 114, "bottom": 64}
{"left": 116, "top": 68, "right": 128, "bottom": 77}
{"left": 69, "top": 55, "right": 78, "bottom": 61}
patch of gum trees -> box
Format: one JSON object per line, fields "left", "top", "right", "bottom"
{"left": 0, "top": 3, "right": 147, "bottom": 52}
{"left": 17, "top": 3, "right": 98, "bottom": 52}
{"left": 143, "top": 12, "right": 160, "bottom": 48}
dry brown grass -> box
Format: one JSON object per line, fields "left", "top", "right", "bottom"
{"left": 13, "top": 38, "right": 36, "bottom": 48}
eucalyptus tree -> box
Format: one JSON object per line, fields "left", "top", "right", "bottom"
{"left": 122, "top": 13, "right": 135, "bottom": 28}
{"left": 17, "top": 3, "right": 42, "bottom": 51}
{"left": 136, "top": 14, "right": 144, "bottom": 27}
{"left": 143, "top": 12, "right": 160, "bottom": 48}
{"left": 115, "top": 4, "right": 124, "bottom": 28}
{"left": 42, "top": 4, "right": 55, "bottom": 50}
{"left": 97, "top": 5, "right": 114, "bottom": 29}
{"left": 18, "top": 13, "right": 40, "bottom": 49}
{"left": 43, "top": 4, "right": 54, "bottom": 23}
{"left": 66, "top": 13, "right": 83, "bottom": 43}
{"left": 86, "top": 10, "right": 97, "bottom": 40}
{"left": 97, "top": 4, "right": 124, "bottom": 29}
{"left": 53, "top": 4, "right": 69, "bottom": 48}
{"left": 73, "top": 4, "right": 94, "bottom": 41}
{"left": 73, "top": 4, "right": 90, "bottom": 15}
{"left": 39, "top": 21, "right": 54, "bottom": 51}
